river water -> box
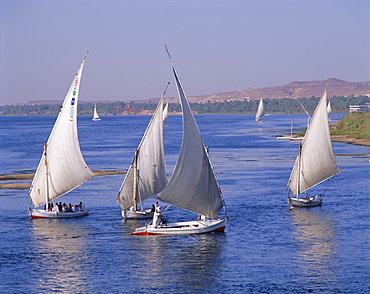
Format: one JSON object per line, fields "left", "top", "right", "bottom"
{"left": 0, "top": 113, "right": 369, "bottom": 293}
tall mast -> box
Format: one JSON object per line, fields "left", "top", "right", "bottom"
{"left": 132, "top": 149, "right": 139, "bottom": 211}
{"left": 297, "top": 143, "right": 302, "bottom": 196}
{"left": 44, "top": 143, "right": 50, "bottom": 209}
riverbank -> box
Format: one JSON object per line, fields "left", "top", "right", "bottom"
{"left": 331, "top": 134, "right": 370, "bottom": 146}
{"left": 297, "top": 112, "right": 370, "bottom": 147}
{"left": 0, "top": 170, "right": 125, "bottom": 190}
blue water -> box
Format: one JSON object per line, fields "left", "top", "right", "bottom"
{"left": 0, "top": 114, "right": 369, "bottom": 293}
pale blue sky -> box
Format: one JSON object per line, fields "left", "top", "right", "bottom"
{"left": 1, "top": 0, "right": 369, "bottom": 105}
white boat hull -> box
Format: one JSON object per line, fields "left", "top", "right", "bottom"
{"left": 130, "top": 219, "right": 226, "bottom": 235}
{"left": 122, "top": 209, "right": 154, "bottom": 219}
{"left": 276, "top": 136, "right": 292, "bottom": 140}
{"left": 30, "top": 209, "right": 89, "bottom": 219}
{"left": 288, "top": 195, "right": 322, "bottom": 207}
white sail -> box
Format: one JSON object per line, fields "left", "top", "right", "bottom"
{"left": 157, "top": 54, "right": 223, "bottom": 218}
{"left": 163, "top": 103, "right": 169, "bottom": 121}
{"left": 117, "top": 85, "right": 169, "bottom": 210}
{"left": 92, "top": 103, "right": 101, "bottom": 121}
{"left": 288, "top": 89, "right": 340, "bottom": 196}
{"left": 29, "top": 55, "right": 94, "bottom": 208}
{"left": 255, "top": 98, "right": 265, "bottom": 121}
{"left": 327, "top": 101, "right": 332, "bottom": 114}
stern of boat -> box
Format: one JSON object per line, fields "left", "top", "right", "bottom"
{"left": 122, "top": 209, "right": 154, "bottom": 219}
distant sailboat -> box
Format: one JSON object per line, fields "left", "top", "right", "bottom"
{"left": 327, "top": 101, "right": 332, "bottom": 114}
{"left": 92, "top": 104, "right": 101, "bottom": 121}
{"left": 287, "top": 89, "right": 341, "bottom": 207}
{"left": 131, "top": 45, "right": 227, "bottom": 235}
{"left": 163, "top": 103, "right": 169, "bottom": 121}
{"left": 29, "top": 53, "right": 94, "bottom": 218}
{"left": 277, "top": 118, "right": 297, "bottom": 140}
{"left": 255, "top": 98, "right": 265, "bottom": 121}
{"left": 117, "top": 83, "right": 169, "bottom": 219}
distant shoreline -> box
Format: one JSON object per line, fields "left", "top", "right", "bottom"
{"left": 331, "top": 134, "right": 370, "bottom": 147}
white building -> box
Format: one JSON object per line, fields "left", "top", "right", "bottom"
{"left": 349, "top": 103, "right": 369, "bottom": 113}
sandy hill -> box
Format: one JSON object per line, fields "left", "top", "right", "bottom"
{"left": 21, "top": 78, "right": 370, "bottom": 105}
{"left": 163, "top": 78, "right": 370, "bottom": 103}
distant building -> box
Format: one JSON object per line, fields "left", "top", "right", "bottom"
{"left": 349, "top": 103, "right": 369, "bottom": 113}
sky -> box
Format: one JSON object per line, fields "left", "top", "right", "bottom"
{"left": 1, "top": 0, "right": 369, "bottom": 105}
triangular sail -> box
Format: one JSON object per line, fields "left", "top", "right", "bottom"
{"left": 255, "top": 98, "right": 265, "bottom": 121}
{"left": 288, "top": 89, "right": 340, "bottom": 196}
{"left": 92, "top": 104, "right": 101, "bottom": 121}
{"left": 117, "top": 84, "right": 169, "bottom": 210}
{"left": 163, "top": 103, "right": 169, "bottom": 121}
{"left": 29, "top": 54, "right": 94, "bottom": 207}
{"left": 327, "top": 101, "right": 332, "bottom": 114}
{"left": 157, "top": 47, "right": 223, "bottom": 218}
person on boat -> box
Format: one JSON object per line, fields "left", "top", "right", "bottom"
{"left": 152, "top": 204, "right": 162, "bottom": 228}
{"left": 52, "top": 204, "right": 59, "bottom": 213}
{"left": 160, "top": 214, "right": 168, "bottom": 226}
{"left": 79, "top": 202, "right": 84, "bottom": 211}
{"left": 74, "top": 205, "right": 79, "bottom": 212}
{"left": 151, "top": 204, "right": 155, "bottom": 212}
{"left": 48, "top": 203, "right": 53, "bottom": 211}
{"left": 58, "top": 202, "right": 63, "bottom": 212}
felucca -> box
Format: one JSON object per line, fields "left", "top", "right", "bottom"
{"left": 92, "top": 103, "right": 101, "bottom": 121}
{"left": 255, "top": 98, "right": 265, "bottom": 122}
{"left": 163, "top": 103, "right": 169, "bottom": 122}
{"left": 287, "top": 88, "right": 341, "bottom": 207}
{"left": 117, "top": 83, "right": 169, "bottom": 219}
{"left": 28, "top": 53, "right": 93, "bottom": 218}
{"left": 131, "top": 46, "right": 227, "bottom": 235}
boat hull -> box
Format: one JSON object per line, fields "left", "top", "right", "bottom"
{"left": 276, "top": 136, "right": 292, "bottom": 140}
{"left": 130, "top": 219, "right": 226, "bottom": 235}
{"left": 30, "top": 209, "right": 89, "bottom": 219}
{"left": 288, "top": 195, "right": 322, "bottom": 207}
{"left": 289, "top": 137, "right": 304, "bottom": 141}
{"left": 122, "top": 209, "right": 154, "bottom": 219}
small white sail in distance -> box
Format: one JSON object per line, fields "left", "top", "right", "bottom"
{"left": 92, "top": 103, "right": 101, "bottom": 121}
{"left": 255, "top": 98, "right": 265, "bottom": 121}
{"left": 327, "top": 101, "right": 332, "bottom": 114}
{"left": 163, "top": 103, "right": 169, "bottom": 121}
{"left": 29, "top": 54, "right": 94, "bottom": 208}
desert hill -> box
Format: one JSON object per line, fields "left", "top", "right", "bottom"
{"left": 169, "top": 78, "right": 370, "bottom": 104}
{"left": 21, "top": 78, "right": 370, "bottom": 105}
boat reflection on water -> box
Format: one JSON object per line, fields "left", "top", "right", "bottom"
{"left": 30, "top": 220, "right": 89, "bottom": 293}
{"left": 124, "top": 221, "right": 225, "bottom": 292}
{"left": 289, "top": 208, "right": 339, "bottom": 288}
